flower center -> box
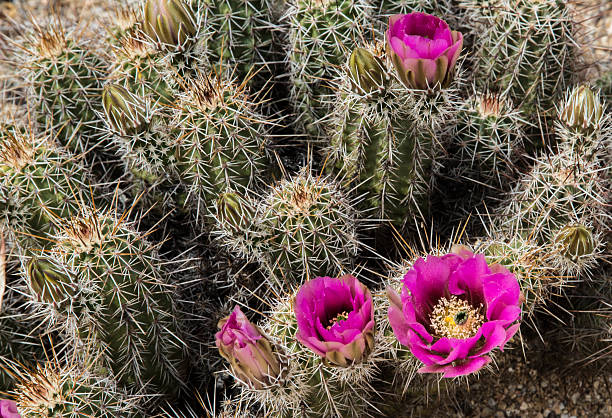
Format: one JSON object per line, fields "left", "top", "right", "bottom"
{"left": 326, "top": 311, "right": 350, "bottom": 330}
{"left": 430, "top": 296, "right": 484, "bottom": 339}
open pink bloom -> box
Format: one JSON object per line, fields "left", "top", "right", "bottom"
{"left": 0, "top": 400, "right": 20, "bottom": 418}
{"left": 387, "top": 247, "right": 521, "bottom": 378}
{"left": 295, "top": 275, "right": 375, "bottom": 367}
{"left": 387, "top": 13, "right": 463, "bottom": 90}
{"left": 216, "top": 305, "right": 285, "bottom": 389}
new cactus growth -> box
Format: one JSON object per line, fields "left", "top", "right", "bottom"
{"left": 452, "top": 92, "right": 525, "bottom": 188}
{"left": 142, "top": 0, "right": 204, "bottom": 79}
{"left": 0, "top": 125, "right": 92, "bottom": 249}
{"left": 24, "top": 209, "right": 187, "bottom": 396}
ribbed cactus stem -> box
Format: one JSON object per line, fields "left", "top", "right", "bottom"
{"left": 0, "top": 125, "right": 92, "bottom": 250}
{"left": 325, "top": 45, "right": 448, "bottom": 226}
{"left": 173, "top": 72, "right": 270, "bottom": 224}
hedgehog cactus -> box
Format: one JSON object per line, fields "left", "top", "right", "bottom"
{"left": 173, "top": 72, "right": 270, "bottom": 223}
{"left": 215, "top": 169, "right": 360, "bottom": 285}
{"left": 464, "top": 0, "right": 574, "bottom": 115}
{"left": 286, "top": 0, "right": 372, "bottom": 137}
{"left": 198, "top": 0, "right": 276, "bottom": 86}
{"left": 452, "top": 92, "right": 525, "bottom": 188}
{"left": 0, "top": 125, "right": 92, "bottom": 249}
{"left": 326, "top": 45, "right": 441, "bottom": 225}
{"left": 497, "top": 86, "right": 609, "bottom": 257}
{"left": 21, "top": 25, "right": 106, "bottom": 154}
{"left": 8, "top": 359, "right": 142, "bottom": 417}
{"left": 23, "top": 209, "right": 187, "bottom": 396}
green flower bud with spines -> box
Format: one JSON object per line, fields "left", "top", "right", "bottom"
{"left": 102, "top": 84, "right": 148, "bottom": 135}
{"left": 348, "top": 48, "right": 386, "bottom": 94}
{"left": 216, "top": 192, "right": 253, "bottom": 235}
{"left": 554, "top": 224, "right": 595, "bottom": 260}
{"left": 143, "top": 0, "right": 197, "bottom": 48}
{"left": 560, "top": 85, "right": 603, "bottom": 134}
{"left": 27, "top": 257, "right": 75, "bottom": 305}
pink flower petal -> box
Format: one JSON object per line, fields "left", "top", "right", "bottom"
{"left": 500, "top": 323, "right": 520, "bottom": 350}
{"left": 442, "top": 355, "right": 491, "bottom": 378}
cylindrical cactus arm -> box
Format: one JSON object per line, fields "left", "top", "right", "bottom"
{"left": 24, "top": 210, "right": 189, "bottom": 397}
{"left": 20, "top": 25, "right": 107, "bottom": 155}
{"left": 173, "top": 72, "right": 270, "bottom": 225}
{"left": 286, "top": 0, "right": 372, "bottom": 138}
{"left": 199, "top": 0, "right": 276, "bottom": 86}
{"left": 325, "top": 45, "right": 441, "bottom": 226}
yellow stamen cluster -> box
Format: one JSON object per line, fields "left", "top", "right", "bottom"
{"left": 326, "top": 310, "right": 350, "bottom": 330}
{"left": 430, "top": 296, "right": 484, "bottom": 339}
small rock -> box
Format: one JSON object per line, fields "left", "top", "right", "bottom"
{"left": 520, "top": 402, "right": 529, "bottom": 411}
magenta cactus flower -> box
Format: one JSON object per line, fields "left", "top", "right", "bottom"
{"left": 295, "top": 275, "right": 375, "bottom": 367}
{"left": 0, "top": 400, "right": 20, "bottom": 418}
{"left": 387, "top": 246, "right": 521, "bottom": 378}
{"left": 386, "top": 12, "right": 463, "bottom": 90}
{"left": 216, "top": 305, "right": 286, "bottom": 389}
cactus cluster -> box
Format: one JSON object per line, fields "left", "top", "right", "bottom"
{"left": 0, "top": 0, "right": 610, "bottom": 416}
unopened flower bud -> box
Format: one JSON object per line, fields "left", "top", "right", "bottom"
{"left": 554, "top": 224, "right": 595, "bottom": 259}
{"left": 216, "top": 192, "right": 252, "bottom": 234}
{"left": 143, "top": 0, "right": 197, "bottom": 48}
{"left": 102, "top": 84, "right": 147, "bottom": 135}
{"left": 27, "top": 257, "right": 75, "bottom": 304}
{"left": 216, "top": 306, "right": 287, "bottom": 389}
{"left": 560, "top": 85, "right": 603, "bottom": 134}
{"left": 348, "top": 48, "right": 386, "bottom": 93}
